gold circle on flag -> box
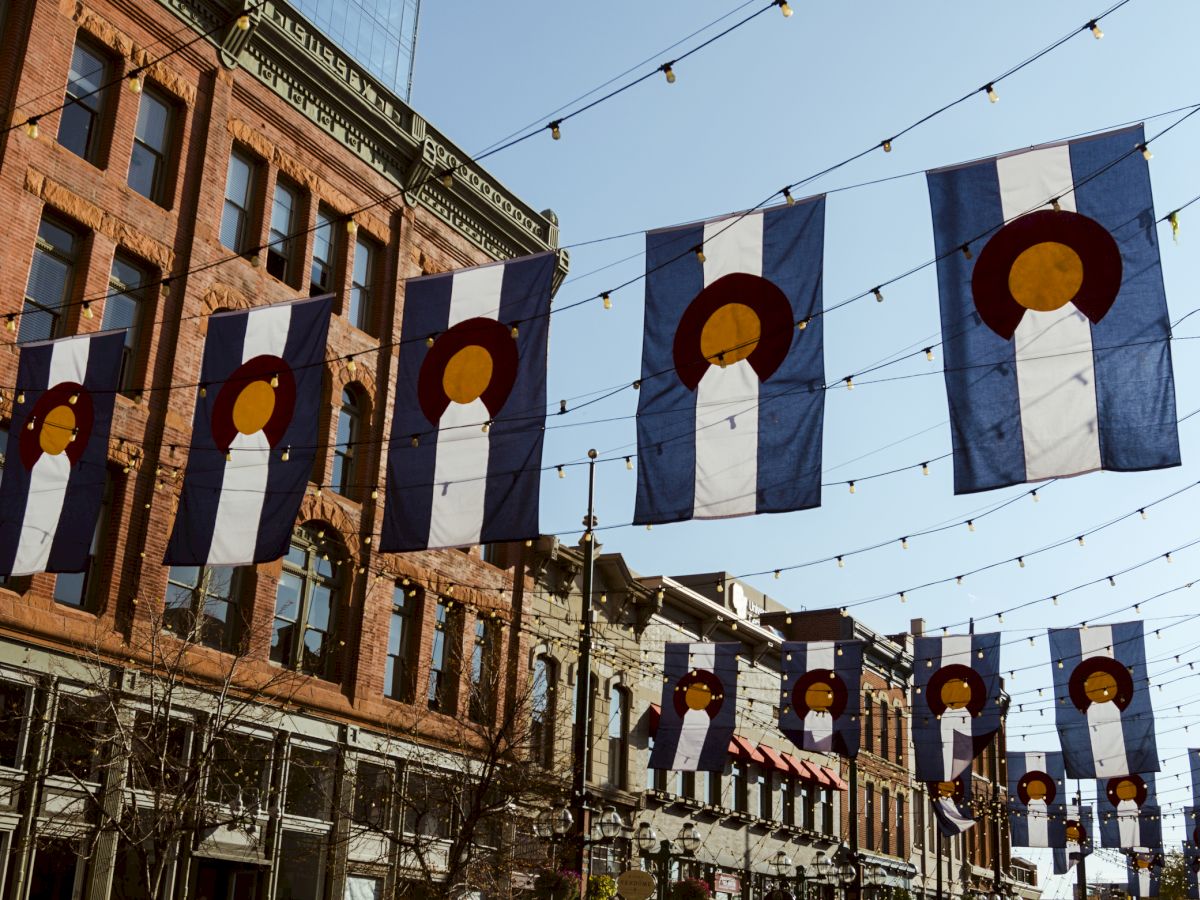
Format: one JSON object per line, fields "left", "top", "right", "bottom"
{"left": 1065, "top": 823, "right": 1083, "bottom": 843}
{"left": 700, "top": 302, "right": 761, "bottom": 367}
{"left": 443, "top": 345, "right": 494, "bottom": 404}
{"left": 1008, "top": 241, "right": 1084, "bottom": 312}
{"left": 935, "top": 781, "right": 956, "bottom": 798}
{"left": 40, "top": 405, "right": 76, "bottom": 456}
{"left": 1025, "top": 780, "right": 1049, "bottom": 801}
{"left": 940, "top": 677, "right": 973, "bottom": 709}
{"left": 805, "top": 681, "right": 835, "bottom": 712}
{"left": 1114, "top": 778, "right": 1138, "bottom": 801}
{"left": 684, "top": 681, "right": 714, "bottom": 711}
{"left": 1083, "top": 670, "right": 1118, "bottom": 704}
{"left": 232, "top": 381, "right": 277, "bottom": 435}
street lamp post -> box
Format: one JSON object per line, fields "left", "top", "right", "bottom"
{"left": 813, "top": 846, "right": 858, "bottom": 900}
{"left": 768, "top": 852, "right": 809, "bottom": 900}
{"left": 540, "top": 803, "right": 628, "bottom": 876}
{"left": 635, "top": 821, "right": 701, "bottom": 900}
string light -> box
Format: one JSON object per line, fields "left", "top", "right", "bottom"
{"left": 1166, "top": 553, "right": 1173, "bottom": 563}
{"left": 5, "top": 314, "right": 15, "bottom": 331}
{"left": 126, "top": 70, "right": 143, "bottom": 93}
{"left": 1140, "top": 508, "right": 1148, "bottom": 520}
{"left": 777, "top": 0, "right": 793, "bottom": 17}
{"left": 550, "top": 121, "right": 562, "bottom": 140}
{"left": 847, "top": 481, "right": 855, "bottom": 494}
{"left": 510, "top": 324, "right": 519, "bottom": 338}
{"left": 1017, "top": 557, "right": 1025, "bottom": 569}
{"left": 1140, "top": 143, "right": 1153, "bottom": 161}
{"left": 960, "top": 243, "right": 973, "bottom": 260}
{"left": 1031, "top": 490, "right": 1039, "bottom": 503}
{"left": 782, "top": 187, "right": 795, "bottom": 206}
{"left": 22, "top": 118, "right": 39, "bottom": 139}
{"left": 694, "top": 246, "right": 706, "bottom": 264}
{"left": 281, "top": 446, "right": 291, "bottom": 462}
{"left": 602, "top": 292, "right": 612, "bottom": 310}
{"left": 844, "top": 376, "right": 854, "bottom": 390}
{"left": 921, "top": 462, "right": 930, "bottom": 476}
{"left": 836, "top": 556, "right": 844, "bottom": 569}
{"left": 899, "top": 592, "right": 907, "bottom": 603}
{"left": 661, "top": 63, "right": 676, "bottom": 84}
{"left": 1077, "top": 536, "right": 1085, "bottom": 547}
{"left": 425, "top": 335, "right": 435, "bottom": 348}
{"left": 881, "top": 139, "right": 892, "bottom": 153}
{"left": 557, "top": 465, "right": 565, "bottom": 479}
{"left": 985, "top": 83, "right": 999, "bottom": 103}
{"left": 1088, "top": 19, "right": 1104, "bottom": 39}
{"left": 441, "top": 173, "right": 454, "bottom": 189}
{"left": 924, "top": 348, "right": 934, "bottom": 362}
{"left": 967, "top": 520, "right": 975, "bottom": 532}
{"left": 625, "top": 456, "right": 633, "bottom": 470}
{"left": 1168, "top": 211, "right": 1180, "bottom": 242}
{"left": 82, "top": 301, "right": 93, "bottom": 319}
{"left": 236, "top": 13, "right": 251, "bottom": 30}
{"left": 872, "top": 287, "right": 884, "bottom": 303}
{"left": 901, "top": 537, "right": 909, "bottom": 550}
{"left": 346, "top": 219, "right": 359, "bottom": 235}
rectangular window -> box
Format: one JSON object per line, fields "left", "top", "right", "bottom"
{"left": 881, "top": 789, "right": 891, "bottom": 855}
{"left": 468, "top": 618, "right": 498, "bottom": 724}
{"left": 385, "top": 584, "right": 417, "bottom": 701}
{"left": 0, "top": 680, "right": 28, "bottom": 768}
{"left": 21, "top": 216, "right": 80, "bottom": 344}
{"left": 286, "top": 745, "right": 336, "bottom": 820}
{"left": 802, "top": 780, "right": 815, "bottom": 830}
{"left": 277, "top": 831, "right": 325, "bottom": 900}
{"left": 864, "top": 701, "right": 873, "bottom": 755}
{"left": 104, "top": 255, "right": 150, "bottom": 393}
{"left": 879, "top": 701, "right": 889, "bottom": 761}
{"left": 823, "top": 786, "right": 834, "bottom": 834}
{"left": 607, "top": 686, "right": 629, "bottom": 789}
{"left": 52, "top": 469, "right": 113, "bottom": 609}
{"left": 531, "top": 655, "right": 555, "bottom": 767}
{"left": 128, "top": 710, "right": 189, "bottom": 792}
{"left": 897, "top": 793, "right": 906, "bottom": 855}
{"left": 311, "top": 207, "right": 338, "bottom": 297}
{"left": 895, "top": 708, "right": 904, "bottom": 764}
{"left": 349, "top": 236, "right": 376, "bottom": 333}
{"left": 345, "top": 876, "right": 383, "bottom": 900}
{"left": 758, "top": 767, "right": 772, "bottom": 820}
{"left": 781, "top": 776, "right": 794, "bottom": 826}
{"left": 705, "top": 769, "right": 721, "bottom": 807}
{"left": 864, "top": 784, "right": 875, "bottom": 851}
{"left": 58, "top": 39, "right": 109, "bottom": 163}
{"left": 352, "top": 760, "right": 393, "bottom": 829}
{"left": 267, "top": 178, "right": 300, "bottom": 283}
{"left": 207, "top": 734, "right": 272, "bottom": 805}
{"left": 164, "top": 565, "right": 244, "bottom": 651}
{"left": 128, "top": 87, "right": 174, "bottom": 204}
{"left": 47, "top": 694, "right": 104, "bottom": 780}
{"left": 29, "top": 839, "right": 87, "bottom": 900}
{"left": 427, "top": 600, "right": 460, "bottom": 712}
{"left": 914, "top": 789, "right": 925, "bottom": 850}
{"left": 220, "top": 149, "right": 258, "bottom": 253}
{"left": 732, "top": 759, "right": 747, "bottom": 813}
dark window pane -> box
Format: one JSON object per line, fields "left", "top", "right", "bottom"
{"left": 0, "top": 681, "right": 27, "bottom": 768}
{"left": 29, "top": 839, "right": 85, "bottom": 900}
{"left": 207, "top": 734, "right": 271, "bottom": 804}
{"left": 352, "top": 761, "right": 392, "bottom": 828}
{"left": 285, "top": 746, "right": 336, "bottom": 819}
{"left": 349, "top": 238, "right": 374, "bottom": 331}
{"left": 129, "top": 711, "right": 189, "bottom": 791}
{"left": 47, "top": 695, "right": 104, "bottom": 779}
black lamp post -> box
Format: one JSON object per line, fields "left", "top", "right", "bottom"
{"left": 635, "top": 821, "right": 701, "bottom": 900}
{"left": 812, "top": 846, "right": 858, "bottom": 900}
{"left": 767, "top": 852, "right": 809, "bottom": 900}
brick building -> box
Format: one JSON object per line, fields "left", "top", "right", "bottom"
{"left": 0, "top": 0, "right": 563, "bottom": 898}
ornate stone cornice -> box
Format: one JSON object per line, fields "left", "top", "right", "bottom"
{"left": 152, "top": 0, "right": 568, "bottom": 285}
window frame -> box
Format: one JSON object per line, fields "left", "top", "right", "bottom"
{"left": 220, "top": 147, "right": 260, "bottom": 255}
{"left": 20, "top": 215, "right": 81, "bottom": 344}
{"left": 104, "top": 253, "right": 152, "bottom": 394}
{"left": 164, "top": 564, "right": 246, "bottom": 652}
{"left": 57, "top": 37, "right": 112, "bottom": 165}
{"left": 310, "top": 206, "right": 339, "bottom": 298}
{"left": 468, "top": 616, "right": 500, "bottom": 725}
{"left": 384, "top": 583, "right": 418, "bottom": 702}
{"left": 332, "top": 386, "right": 363, "bottom": 499}
{"left": 348, "top": 234, "right": 378, "bottom": 334}
{"left": 879, "top": 699, "right": 889, "bottom": 762}
{"left": 530, "top": 654, "right": 557, "bottom": 768}
{"left": 270, "top": 525, "right": 345, "bottom": 680}
{"left": 427, "top": 598, "right": 461, "bottom": 712}
{"left": 267, "top": 176, "right": 302, "bottom": 284}
{"left": 127, "top": 84, "right": 176, "bottom": 205}
{"left": 607, "top": 684, "right": 630, "bottom": 789}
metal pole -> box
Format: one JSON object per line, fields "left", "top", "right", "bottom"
{"left": 849, "top": 759, "right": 861, "bottom": 900}
{"left": 989, "top": 731, "right": 1002, "bottom": 895}
{"left": 1074, "top": 783, "right": 1087, "bottom": 900}
{"left": 936, "top": 817, "right": 943, "bottom": 900}
{"left": 570, "top": 450, "right": 600, "bottom": 892}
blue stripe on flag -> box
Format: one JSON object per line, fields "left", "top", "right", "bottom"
{"left": 927, "top": 160, "right": 1026, "bottom": 492}
{"left": 1070, "top": 126, "right": 1180, "bottom": 474}
{"left": 0, "top": 342, "right": 53, "bottom": 574}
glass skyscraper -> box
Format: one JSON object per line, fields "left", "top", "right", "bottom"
{"left": 290, "top": 0, "right": 421, "bottom": 100}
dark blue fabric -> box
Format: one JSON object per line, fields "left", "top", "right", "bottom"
{"left": 929, "top": 775, "right": 975, "bottom": 837}
{"left": 1006, "top": 750, "right": 1066, "bottom": 846}
{"left": 910, "top": 633, "right": 1002, "bottom": 782}
{"left": 1071, "top": 126, "right": 1180, "bottom": 473}
{"left": 164, "top": 296, "right": 332, "bottom": 565}
{"left": 1192, "top": 753, "right": 1200, "bottom": 809}
{"left": 927, "top": 160, "right": 1025, "bottom": 492}
{"left": 649, "top": 642, "right": 740, "bottom": 772}
{"left": 1050, "top": 806, "right": 1094, "bottom": 873}
{"left": 1185, "top": 846, "right": 1200, "bottom": 900}
{"left": 1049, "top": 621, "right": 1160, "bottom": 779}
{"left": 0, "top": 331, "right": 123, "bottom": 574}
{"left": 1127, "top": 851, "right": 1164, "bottom": 897}
{"left": 779, "top": 639, "right": 862, "bottom": 758}
{"left": 634, "top": 198, "right": 825, "bottom": 524}
{"left": 381, "top": 252, "right": 554, "bottom": 552}
{"left": 1099, "top": 804, "right": 1162, "bottom": 849}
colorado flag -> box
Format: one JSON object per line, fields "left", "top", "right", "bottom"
{"left": 634, "top": 198, "right": 825, "bottom": 524}
{"left": 381, "top": 253, "right": 553, "bottom": 551}
{"left": 927, "top": 125, "right": 1179, "bottom": 494}
{"left": 1049, "top": 622, "right": 1158, "bottom": 779}
{"left": 649, "top": 642, "right": 739, "bottom": 772}
{"left": 1185, "top": 843, "right": 1200, "bottom": 900}
{"left": 1127, "top": 849, "right": 1164, "bottom": 898}
{"left": 165, "top": 296, "right": 332, "bottom": 565}
{"left": 0, "top": 331, "right": 123, "bottom": 575}
{"left": 928, "top": 775, "right": 975, "bottom": 837}
{"left": 1098, "top": 773, "right": 1161, "bottom": 849}
{"left": 911, "top": 633, "right": 1002, "bottom": 782}
{"left": 779, "top": 640, "right": 863, "bottom": 758}
{"left": 1051, "top": 805, "right": 1093, "bottom": 875}
{"left": 1008, "top": 751, "right": 1066, "bottom": 847}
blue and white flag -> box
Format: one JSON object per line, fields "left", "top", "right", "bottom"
{"left": 1051, "top": 805, "right": 1093, "bottom": 875}
{"left": 1185, "top": 845, "right": 1200, "bottom": 900}
{"left": 1187, "top": 807, "right": 1200, "bottom": 852}
{"left": 634, "top": 198, "right": 825, "bottom": 525}
{"left": 1098, "top": 773, "right": 1162, "bottom": 848}
{"left": 381, "top": 253, "right": 554, "bottom": 551}
{"left": 928, "top": 776, "right": 975, "bottom": 837}
{"left": 780, "top": 640, "right": 863, "bottom": 758}
{"left": 1049, "top": 622, "right": 1158, "bottom": 779}
{"left": 926, "top": 124, "right": 1179, "bottom": 494}
{"left": 1127, "top": 849, "right": 1164, "bottom": 898}
{"left": 1190, "top": 749, "right": 1200, "bottom": 807}
{"left": 649, "top": 642, "right": 739, "bottom": 772}
{"left": 165, "top": 296, "right": 332, "bottom": 565}
{"left": 911, "top": 633, "right": 1002, "bottom": 782}
{"left": 1008, "top": 751, "right": 1066, "bottom": 847}
{"left": 0, "top": 331, "right": 123, "bottom": 575}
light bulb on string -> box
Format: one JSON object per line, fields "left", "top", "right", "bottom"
{"left": 778, "top": 0, "right": 793, "bottom": 16}
{"left": 602, "top": 292, "right": 612, "bottom": 310}
{"left": 844, "top": 376, "right": 854, "bottom": 390}
{"left": 985, "top": 83, "right": 999, "bottom": 103}
{"left": 550, "top": 121, "right": 562, "bottom": 140}
{"left": 836, "top": 556, "right": 844, "bottom": 569}
{"left": 873, "top": 287, "right": 884, "bottom": 303}
{"left": 881, "top": 139, "right": 892, "bottom": 153}
{"left": 661, "top": 63, "right": 676, "bottom": 84}
{"left": 557, "top": 466, "right": 565, "bottom": 479}
{"left": 625, "top": 456, "right": 633, "bottom": 471}
{"left": 924, "top": 348, "right": 934, "bottom": 363}
{"left": 967, "top": 520, "right": 975, "bottom": 532}
{"left": 847, "top": 481, "right": 855, "bottom": 494}
{"left": 22, "top": 118, "right": 39, "bottom": 139}
{"left": 901, "top": 537, "right": 909, "bottom": 550}
{"left": 1077, "top": 536, "right": 1085, "bottom": 547}
{"left": 921, "top": 462, "right": 930, "bottom": 476}
{"left": 1141, "top": 144, "right": 1153, "bottom": 161}
{"left": 782, "top": 187, "right": 795, "bottom": 206}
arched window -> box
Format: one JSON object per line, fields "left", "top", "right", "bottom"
{"left": 607, "top": 685, "right": 630, "bottom": 788}
{"left": 531, "top": 655, "right": 557, "bottom": 768}
{"left": 333, "top": 387, "right": 363, "bottom": 498}
{"left": 271, "top": 524, "right": 345, "bottom": 679}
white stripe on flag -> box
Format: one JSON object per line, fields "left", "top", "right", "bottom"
{"left": 1029, "top": 799, "right": 1049, "bottom": 846}
{"left": 996, "top": 146, "right": 1101, "bottom": 481}
{"left": 1118, "top": 800, "right": 1139, "bottom": 847}
{"left": 672, "top": 643, "right": 716, "bottom": 770}
{"left": 693, "top": 214, "right": 763, "bottom": 519}
{"left": 209, "top": 304, "right": 291, "bottom": 565}
{"left": 938, "top": 635, "right": 974, "bottom": 779}
{"left": 429, "top": 264, "right": 505, "bottom": 548}
{"left": 1080, "top": 625, "right": 1130, "bottom": 777}
{"left": 803, "top": 643, "right": 837, "bottom": 751}
{"left": 12, "top": 336, "right": 92, "bottom": 575}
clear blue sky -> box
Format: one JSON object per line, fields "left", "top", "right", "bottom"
{"left": 411, "top": 0, "right": 1200, "bottom": 879}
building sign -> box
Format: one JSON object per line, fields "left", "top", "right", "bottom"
{"left": 618, "top": 869, "right": 657, "bottom": 900}
{"left": 714, "top": 873, "right": 741, "bottom": 895}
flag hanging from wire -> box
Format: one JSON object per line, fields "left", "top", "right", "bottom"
{"left": 649, "top": 642, "right": 740, "bottom": 771}
{"left": 928, "top": 775, "right": 975, "bottom": 837}
{"left": 0, "top": 331, "right": 123, "bottom": 576}
{"left": 1127, "top": 849, "right": 1164, "bottom": 898}
{"left": 779, "top": 640, "right": 863, "bottom": 758}
{"left": 1051, "top": 805, "right": 1093, "bottom": 875}
{"left": 165, "top": 296, "right": 332, "bottom": 566}
{"left": 911, "top": 633, "right": 1002, "bottom": 782}
{"left": 381, "top": 253, "right": 554, "bottom": 551}
{"left": 926, "top": 124, "right": 1179, "bottom": 494}
{"left": 1184, "top": 844, "right": 1200, "bottom": 900}
{"left": 634, "top": 198, "right": 825, "bottom": 525}
{"left": 1187, "top": 807, "right": 1200, "bottom": 852}
{"left": 1048, "top": 621, "right": 1158, "bottom": 778}
{"left": 1098, "top": 773, "right": 1162, "bottom": 849}
{"left": 1007, "top": 751, "right": 1066, "bottom": 848}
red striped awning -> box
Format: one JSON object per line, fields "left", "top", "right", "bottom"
{"left": 809, "top": 765, "right": 836, "bottom": 788}
{"left": 757, "top": 744, "right": 791, "bottom": 774}
{"left": 729, "top": 735, "right": 765, "bottom": 764}
{"left": 781, "top": 752, "right": 819, "bottom": 782}
{"left": 822, "top": 766, "right": 849, "bottom": 791}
